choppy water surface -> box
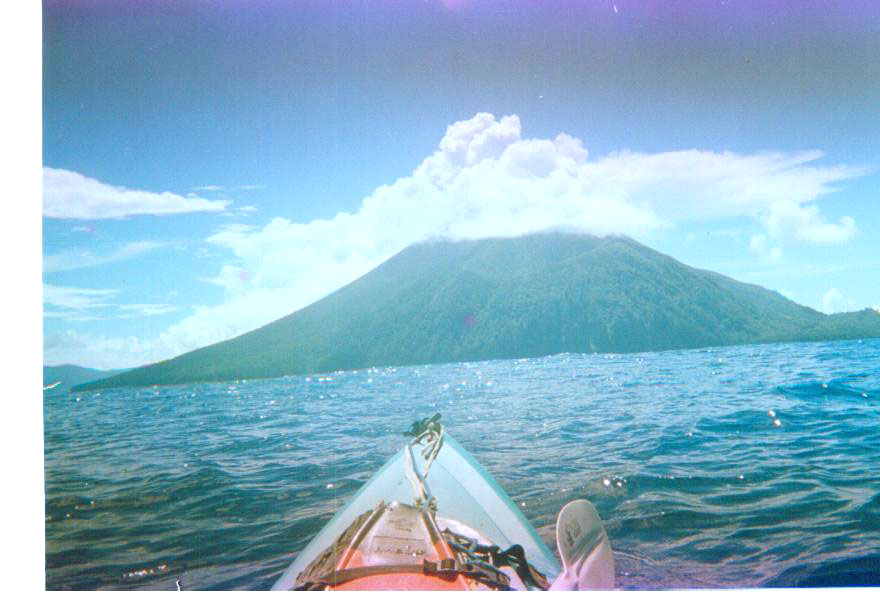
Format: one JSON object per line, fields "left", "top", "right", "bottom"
{"left": 44, "top": 339, "right": 880, "bottom": 589}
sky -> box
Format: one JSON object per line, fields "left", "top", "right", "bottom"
{"left": 42, "top": 0, "right": 880, "bottom": 370}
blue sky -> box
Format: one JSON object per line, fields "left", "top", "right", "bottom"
{"left": 42, "top": 0, "right": 880, "bottom": 370}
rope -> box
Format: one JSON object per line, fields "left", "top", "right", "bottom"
{"left": 442, "top": 529, "right": 551, "bottom": 590}
{"left": 402, "top": 413, "right": 444, "bottom": 510}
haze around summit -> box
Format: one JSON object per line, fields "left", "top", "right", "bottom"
{"left": 41, "top": 1, "right": 880, "bottom": 370}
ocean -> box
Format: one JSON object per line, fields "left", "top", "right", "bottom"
{"left": 44, "top": 338, "right": 880, "bottom": 590}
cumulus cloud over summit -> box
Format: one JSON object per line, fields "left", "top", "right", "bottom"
{"left": 208, "top": 112, "right": 862, "bottom": 298}
{"left": 45, "top": 113, "right": 867, "bottom": 368}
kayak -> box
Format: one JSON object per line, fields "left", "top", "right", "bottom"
{"left": 272, "top": 415, "right": 613, "bottom": 590}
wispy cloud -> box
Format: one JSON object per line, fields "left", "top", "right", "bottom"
{"left": 43, "top": 283, "right": 119, "bottom": 310}
{"left": 43, "top": 241, "right": 168, "bottom": 273}
{"left": 43, "top": 311, "right": 105, "bottom": 322}
{"left": 43, "top": 283, "right": 177, "bottom": 324}
{"left": 116, "top": 303, "right": 178, "bottom": 317}
{"left": 43, "top": 168, "right": 229, "bottom": 219}
{"left": 213, "top": 223, "right": 259, "bottom": 234}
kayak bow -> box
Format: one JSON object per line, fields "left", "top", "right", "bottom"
{"left": 272, "top": 415, "right": 613, "bottom": 590}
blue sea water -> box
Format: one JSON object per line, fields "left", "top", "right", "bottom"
{"left": 44, "top": 339, "right": 880, "bottom": 590}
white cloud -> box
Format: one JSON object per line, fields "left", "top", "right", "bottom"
{"left": 43, "top": 311, "right": 104, "bottom": 322}
{"left": 43, "top": 283, "right": 119, "bottom": 310}
{"left": 43, "top": 241, "right": 167, "bottom": 273}
{"left": 43, "top": 330, "right": 168, "bottom": 370}
{"left": 749, "top": 234, "right": 782, "bottom": 263}
{"left": 764, "top": 202, "right": 856, "bottom": 244}
{"left": 47, "top": 113, "right": 871, "bottom": 368}
{"left": 822, "top": 288, "right": 857, "bottom": 314}
{"left": 214, "top": 223, "right": 259, "bottom": 234}
{"left": 822, "top": 288, "right": 843, "bottom": 313}
{"left": 43, "top": 283, "right": 176, "bottom": 325}
{"left": 117, "top": 303, "right": 178, "bottom": 317}
{"left": 43, "top": 168, "right": 229, "bottom": 219}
